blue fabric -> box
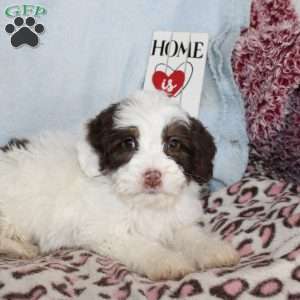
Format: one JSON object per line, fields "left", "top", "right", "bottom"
{"left": 0, "top": 0, "right": 251, "bottom": 190}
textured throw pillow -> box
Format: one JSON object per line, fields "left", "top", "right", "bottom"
{"left": 232, "top": 0, "right": 300, "bottom": 183}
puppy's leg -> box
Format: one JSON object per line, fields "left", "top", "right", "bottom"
{"left": 0, "top": 237, "right": 39, "bottom": 259}
{"left": 0, "top": 223, "right": 39, "bottom": 259}
{"left": 173, "top": 225, "right": 239, "bottom": 270}
{"left": 93, "top": 234, "right": 195, "bottom": 281}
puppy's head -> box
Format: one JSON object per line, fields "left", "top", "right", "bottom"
{"left": 78, "top": 91, "right": 216, "bottom": 207}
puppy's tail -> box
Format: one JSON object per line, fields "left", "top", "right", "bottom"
{"left": 0, "top": 138, "right": 30, "bottom": 153}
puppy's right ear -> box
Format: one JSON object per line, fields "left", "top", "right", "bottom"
{"left": 77, "top": 103, "right": 119, "bottom": 177}
{"left": 77, "top": 131, "right": 101, "bottom": 177}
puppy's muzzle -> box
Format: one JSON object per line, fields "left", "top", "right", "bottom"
{"left": 143, "top": 169, "right": 162, "bottom": 190}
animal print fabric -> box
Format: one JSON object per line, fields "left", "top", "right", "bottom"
{"left": 0, "top": 175, "right": 300, "bottom": 299}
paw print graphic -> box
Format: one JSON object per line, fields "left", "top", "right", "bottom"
{"left": 5, "top": 17, "right": 44, "bottom": 47}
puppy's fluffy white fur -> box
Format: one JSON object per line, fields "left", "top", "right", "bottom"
{"left": 0, "top": 91, "right": 239, "bottom": 280}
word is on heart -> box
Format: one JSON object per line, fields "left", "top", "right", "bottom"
{"left": 152, "top": 62, "right": 193, "bottom": 97}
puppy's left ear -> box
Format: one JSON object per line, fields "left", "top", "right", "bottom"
{"left": 77, "top": 126, "right": 101, "bottom": 177}
{"left": 189, "top": 117, "right": 216, "bottom": 184}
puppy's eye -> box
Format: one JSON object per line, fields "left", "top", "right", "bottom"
{"left": 165, "top": 137, "right": 181, "bottom": 153}
{"left": 120, "top": 137, "right": 137, "bottom": 151}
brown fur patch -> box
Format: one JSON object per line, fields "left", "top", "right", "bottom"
{"left": 0, "top": 138, "right": 29, "bottom": 152}
{"left": 162, "top": 118, "right": 216, "bottom": 184}
{"left": 87, "top": 103, "right": 139, "bottom": 173}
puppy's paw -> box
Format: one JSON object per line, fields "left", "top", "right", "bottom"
{"left": 0, "top": 238, "right": 40, "bottom": 259}
{"left": 21, "top": 243, "right": 40, "bottom": 259}
{"left": 143, "top": 252, "right": 195, "bottom": 281}
{"left": 193, "top": 240, "right": 240, "bottom": 270}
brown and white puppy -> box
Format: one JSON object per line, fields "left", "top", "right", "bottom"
{"left": 0, "top": 91, "right": 239, "bottom": 280}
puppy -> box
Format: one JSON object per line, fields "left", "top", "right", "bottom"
{"left": 0, "top": 91, "right": 239, "bottom": 280}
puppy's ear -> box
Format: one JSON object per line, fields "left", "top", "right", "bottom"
{"left": 77, "top": 103, "right": 120, "bottom": 177}
{"left": 189, "top": 117, "right": 216, "bottom": 184}
{"left": 77, "top": 132, "right": 101, "bottom": 177}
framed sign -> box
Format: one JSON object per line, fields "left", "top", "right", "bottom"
{"left": 144, "top": 31, "right": 208, "bottom": 117}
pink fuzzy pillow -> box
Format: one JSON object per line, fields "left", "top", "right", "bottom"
{"left": 232, "top": 0, "right": 300, "bottom": 183}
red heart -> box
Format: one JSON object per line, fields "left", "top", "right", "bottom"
{"left": 152, "top": 70, "right": 185, "bottom": 97}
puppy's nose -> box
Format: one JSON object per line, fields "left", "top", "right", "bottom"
{"left": 143, "top": 169, "right": 162, "bottom": 189}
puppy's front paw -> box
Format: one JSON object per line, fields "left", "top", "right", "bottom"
{"left": 144, "top": 252, "right": 195, "bottom": 281}
{"left": 194, "top": 240, "right": 240, "bottom": 270}
{"left": 0, "top": 239, "right": 40, "bottom": 259}
{"left": 21, "top": 243, "right": 40, "bottom": 259}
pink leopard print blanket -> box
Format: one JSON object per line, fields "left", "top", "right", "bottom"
{"left": 0, "top": 175, "right": 300, "bottom": 299}
{"left": 2, "top": 1, "right": 300, "bottom": 299}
